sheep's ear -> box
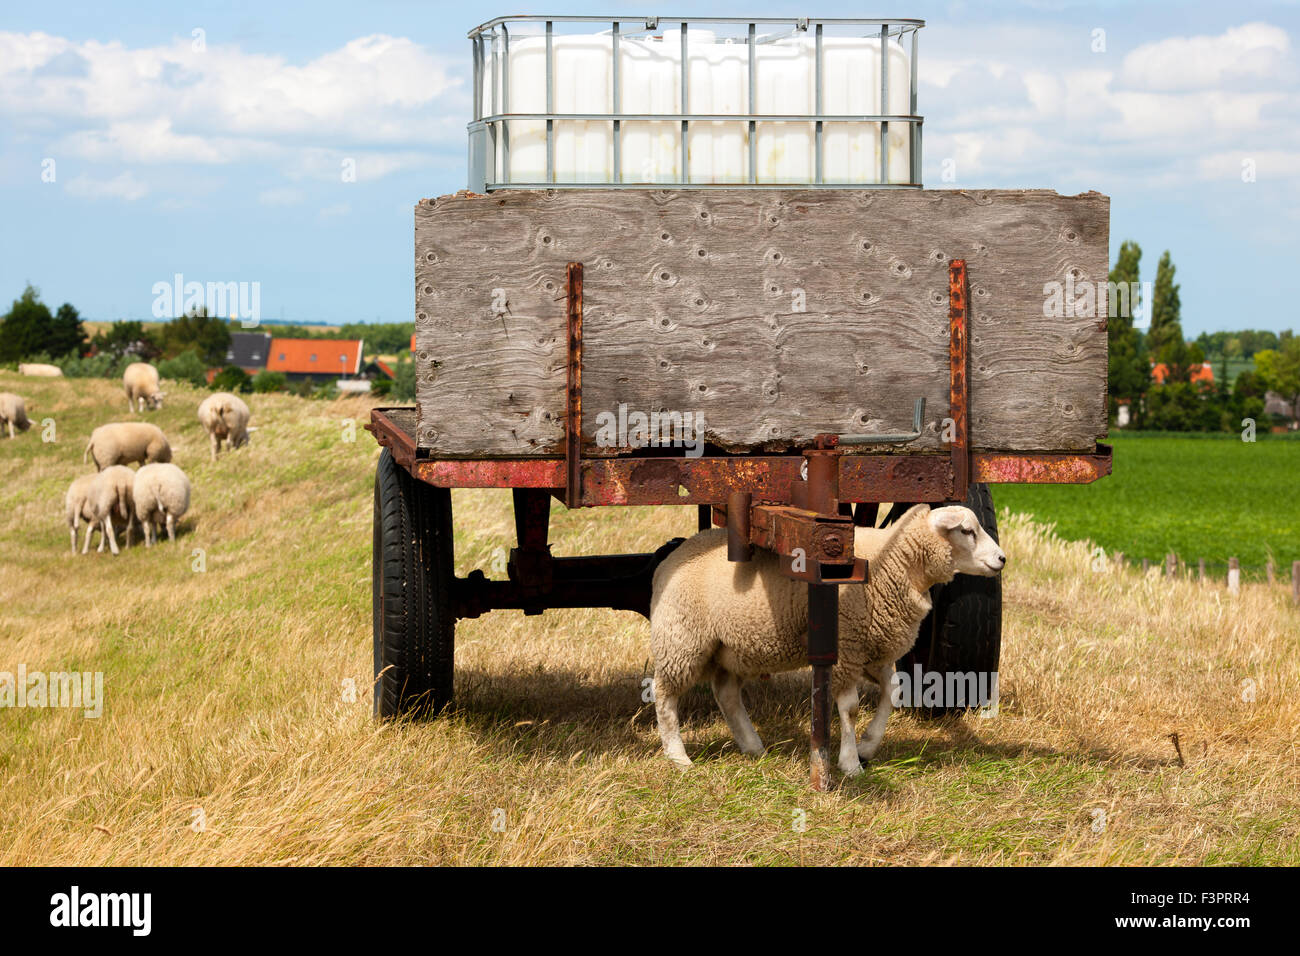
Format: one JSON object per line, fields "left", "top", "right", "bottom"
{"left": 929, "top": 507, "right": 967, "bottom": 531}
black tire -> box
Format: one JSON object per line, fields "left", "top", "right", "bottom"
{"left": 373, "top": 448, "right": 455, "bottom": 719}
{"left": 894, "top": 483, "right": 1002, "bottom": 717}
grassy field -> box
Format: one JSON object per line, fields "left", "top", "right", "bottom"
{"left": 1, "top": 373, "right": 1298, "bottom": 865}
{"left": 994, "top": 433, "right": 1300, "bottom": 576}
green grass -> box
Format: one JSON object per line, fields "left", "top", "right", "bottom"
{"left": 994, "top": 433, "right": 1300, "bottom": 574}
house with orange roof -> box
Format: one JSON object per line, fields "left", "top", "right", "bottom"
{"left": 1151, "top": 361, "right": 1214, "bottom": 386}
{"left": 267, "top": 337, "right": 364, "bottom": 383}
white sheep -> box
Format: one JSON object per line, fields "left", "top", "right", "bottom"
{"left": 0, "top": 392, "right": 32, "bottom": 439}
{"left": 133, "top": 463, "right": 191, "bottom": 546}
{"left": 84, "top": 422, "right": 172, "bottom": 470}
{"left": 17, "top": 363, "right": 63, "bottom": 377}
{"left": 64, "top": 474, "right": 98, "bottom": 555}
{"left": 649, "top": 504, "right": 1006, "bottom": 775}
{"left": 84, "top": 465, "right": 137, "bottom": 555}
{"left": 197, "top": 392, "right": 251, "bottom": 460}
{"left": 123, "top": 362, "right": 164, "bottom": 412}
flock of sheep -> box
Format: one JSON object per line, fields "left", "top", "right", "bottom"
{"left": 1, "top": 362, "right": 252, "bottom": 556}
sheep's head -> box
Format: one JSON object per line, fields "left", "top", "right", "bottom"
{"left": 150, "top": 391, "right": 165, "bottom": 409}
{"left": 928, "top": 506, "right": 1006, "bottom": 576}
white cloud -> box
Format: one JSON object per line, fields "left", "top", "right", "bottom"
{"left": 919, "top": 20, "right": 1299, "bottom": 196}
{"left": 0, "top": 31, "right": 466, "bottom": 178}
{"left": 64, "top": 170, "right": 148, "bottom": 200}
{"left": 1122, "top": 22, "right": 1291, "bottom": 92}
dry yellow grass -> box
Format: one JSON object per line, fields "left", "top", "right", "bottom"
{"left": 1, "top": 371, "right": 1297, "bottom": 865}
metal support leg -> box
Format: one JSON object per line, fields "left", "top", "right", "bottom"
{"left": 807, "top": 582, "right": 839, "bottom": 791}
{"left": 697, "top": 504, "right": 712, "bottom": 532}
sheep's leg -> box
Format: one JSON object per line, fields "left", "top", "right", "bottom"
{"left": 125, "top": 515, "right": 134, "bottom": 549}
{"left": 165, "top": 513, "right": 176, "bottom": 543}
{"left": 711, "top": 669, "right": 764, "bottom": 756}
{"left": 103, "top": 517, "right": 120, "bottom": 555}
{"left": 210, "top": 433, "right": 219, "bottom": 461}
{"left": 857, "top": 664, "right": 895, "bottom": 761}
{"left": 81, "top": 520, "right": 95, "bottom": 555}
{"left": 654, "top": 686, "right": 692, "bottom": 768}
{"left": 69, "top": 523, "right": 77, "bottom": 555}
{"left": 836, "top": 687, "right": 863, "bottom": 776}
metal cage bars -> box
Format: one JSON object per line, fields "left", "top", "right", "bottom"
{"left": 467, "top": 15, "right": 924, "bottom": 191}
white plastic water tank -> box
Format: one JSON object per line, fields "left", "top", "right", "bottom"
{"left": 483, "top": 27, "right": 912, "bottom": 185}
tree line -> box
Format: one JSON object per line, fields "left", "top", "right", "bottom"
{"left": 0, "top": 285, "right": 417, "bottom": 401}
{"left": 1107, "top": 243, "right": 1298, "bottom": 431}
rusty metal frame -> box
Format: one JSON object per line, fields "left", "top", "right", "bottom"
{"left": 565, "top": 261, "right": 584, "bottom": 507}
{"left": 949, "top": 259, "right": 970, "bottom": 503}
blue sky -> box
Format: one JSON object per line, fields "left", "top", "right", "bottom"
{"left": 1, "top": 0, "right": 1297, "bottom": 334}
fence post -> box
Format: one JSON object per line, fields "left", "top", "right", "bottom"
{"left": 1266, "top": 557, "right": 1275, "bottom": 585}
{"left": 1198, "top": 558, "right": 1206, "bottom": 582}
{"left": 1141, "top": 558, "right": 1150, "bottom": 574}
{"left": 1228, "top": 557, "right": 1240, "bottom": 596}
{"left": 1114, "top": 551, "right": 1124, "bottom": 569}
{"left": 1293, "top": 561, "right": 1300, "bottom": 604}
{"left": 1165, "top": 553, "right": 1176, "bottom": 578}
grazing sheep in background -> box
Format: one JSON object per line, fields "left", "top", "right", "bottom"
{"left": 123, "top": 362, "right": 165, "bottom": 412}
{"left": 133, "top": 463, "right": 191, "bottom": 546}
{"left": 0, "top": 392, "right": 32, "bottom": 439}
{"left": 84, "top": 465, "right": 137, "bottom": 555}
{"left": 64, "top": 474, "right": 98, "bottom": 555}
{"left": 84, "top": 422, "right": 172, "bottom": 470}
{"left": 197, "top": 392, "right": 251, "bottom": 460}
{"left": 17, "top": 363, "right": 62, "bottom": 377}
{"left": 649, "top": 504, "right": 1006, "bottom": 775}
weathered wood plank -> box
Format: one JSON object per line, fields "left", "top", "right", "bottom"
{"left": 414, "top": 188, "right": 1109, "bottom": 457}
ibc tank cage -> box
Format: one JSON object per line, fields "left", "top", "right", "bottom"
{"left": 467, "top": 14, "right": 924, "bottom": 191}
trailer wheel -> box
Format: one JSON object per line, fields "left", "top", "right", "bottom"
{"left": 373, "top": 448, "right": 455, "bottom": 719}
{"left": 893, "top": 483, "right": 1002, "bottom": 717}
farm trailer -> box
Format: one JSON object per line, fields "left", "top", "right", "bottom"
{"left": 367, "top": 14, "right": 1113, "bottom": 790}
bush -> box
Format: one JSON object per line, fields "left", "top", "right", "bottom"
{"left": 157, "top": 349, "right": 208, "bottom": 387}
{"left": 61, "top": 351, "right": 138, "bottom": 379}
{"left": 391, "top": 356, "right": 416, "bottom": 401}
{"left": 211, "top": 365, "right": 252, "bottom": 393}
{"left": 292, "top": 378, "right": 316, "bottom": 398}
{"left": 369, "top": 378, "right": 393, "bottom": 397}
{"left": 251, "top": 370, "right": 287, "bottom": 393}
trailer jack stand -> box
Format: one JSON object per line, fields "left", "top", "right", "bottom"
{"left": 807, "top": 583, "right": 839, "bottom": 791}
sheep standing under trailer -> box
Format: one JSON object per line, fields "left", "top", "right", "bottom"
{"left": 649, "top": 504, "right": 1004, "bottom": 774}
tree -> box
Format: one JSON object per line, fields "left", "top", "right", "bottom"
{"left": 91, "top": 320, "right": 160, "bottom": 361}
{"left": 1106, "top": 241, "right": 1149, "bottom": 417}
{"left": 158, "top": 307, "right": 232, "bottom": 365}
{"left": 1146, "top": 250, "right": 1198, "bottom": 382}
{"left": 0, "top": 285, "right": 55, "bottom": 362}
{"left": 49, "top": 303, "right": 87, "bottom": 359}
{"left": 1255, "top": 335, "right": 1300, "bottom": 407}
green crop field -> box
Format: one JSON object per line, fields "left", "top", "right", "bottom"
{"left": 994, "top": 432, "right": 1300, "bottom": 577}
